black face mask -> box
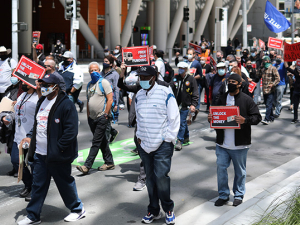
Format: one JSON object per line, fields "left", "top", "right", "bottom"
{"left": 217, "top": 57, "right": 221, "bottom": 62}
{"left": 22, "top": 84, "right": 29, "bottom": 92}
{"left": 63, "top": 60, "right": 71, "bottom": 66}
{"left": 276, "top": 59, "right": 281, "bottom": 64}
{"left": 247, "top": 64, "right": 252, "bottom": 69}
{"left": 0, "top": 55, "right": 9, "bottom": 61}
{"left": 228, "top": 83, "right": 239, "bottom": 93}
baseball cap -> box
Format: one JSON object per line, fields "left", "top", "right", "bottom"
{"left": 137, "top": 66, "right": 156, "bottom": 76}
{"left": 38, "top": 73, "right": 60, "bottom": 84}
{"left": 177, "top": 62, "right": 189, "bottom": 68}
{"left": 217, "top": 62, "right": 226, "bottom": 68}
{"left": 36, "top": 44, "right": 43, "bottom": 50}
{"left": 62, "top": 51, "right": 73, "bottom": 58}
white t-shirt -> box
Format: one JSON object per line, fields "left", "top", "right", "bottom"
{"left": 0, "top": 58, "right": 18, "bottom": 93}
{"left": 35, "top": 97, "right": 57, "bottom": 155}
{"left": 219, "top": 94, "right": 250, "bottom": 150}
{"left": 155, "top": 58, "right": 165, "bottom": 80}
{"left": 13, "top": 92, "right": 39, "bottom": 145}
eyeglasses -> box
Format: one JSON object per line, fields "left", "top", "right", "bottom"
{"left": 44, "top": 65, "right": 51, "bottom": 68}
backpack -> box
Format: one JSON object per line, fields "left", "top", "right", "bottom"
{"left": 163, "top": 60, "right": 174, "bottom": 83}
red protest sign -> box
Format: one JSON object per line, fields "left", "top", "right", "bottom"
{"left": 32, "top": 31, "right": 41, "bottom": 44}
{"left": 284, "top": 42, "right": 300, "bottom": 62}
{"left": 13, "top": 56, "right": 46, "bottom": 89}
{"left": 210, "top": 56, "right": 217, "bottom": 71}
{"left": 297, "top": 59, "right": 300, "bottom": 66}
{"left": 248, "top": 81, "right": 257, "bottom": 93}
{"left": 259, "top": 39, "right": 265, "bottom": 50}
{"left": 149, "top": 46, "right": 153, "bottom": 55}
{"left": 210, "top": 106, "right": 241, "bottom": 129}
{"left": 189, "top": 43, "right": 202, "bottom": 54}
{"left": 122, "top": 46, "right": 150, "bottom": 67}
{"left": 268, "top": 37, "right": 283, "bottom": 50}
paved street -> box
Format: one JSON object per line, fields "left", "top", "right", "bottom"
{"left": 0, "top": 65, "right": 300, "bottom": 225}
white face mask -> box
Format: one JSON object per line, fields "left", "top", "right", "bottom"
{"left": 114, "top": 49, "right": 119, "bottom": 54}
{"left": 104, "top": 52, "right": 109, "bottom": 56}
{"left": 41, "top": 84, "right": 57, "bottom": 97}
{"left": 187, "top": 54, "right": 193, "bottom": 60}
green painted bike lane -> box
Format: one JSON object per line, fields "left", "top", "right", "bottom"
{"left": 72, "top": 138, "right": 192, "bottom": 169}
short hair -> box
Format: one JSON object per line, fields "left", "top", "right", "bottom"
{"left": 230, "top": 60, "right": 238, "bottom": 66}
{"left": 231, "top": 66, "right": 241, "bottom": 76}
{"left": 88, "top": 61, "right": 100, "bottom": 71}
{"left": 46, "top": 55, "right": 55, "bottom": 60}
{"left": 104, "top": 55, "right": 115, "bottom": 65}
{"left": 155, "top": 50, "right": 164, "bottom": 59}
{"left": 46, "top": 59, "right": 56, "bottom": 68}
{"left": 246, "top": 58, "right": 252, "bottom": 63}
{"left": 216, "top": 50, "right": 223, "bottom": 56}
{"left": 187, "top": 48, "right": 195, "bottom": 54}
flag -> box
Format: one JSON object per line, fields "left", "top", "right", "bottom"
{"left": 264, "top": 0, "right": 291, "bottom": 33}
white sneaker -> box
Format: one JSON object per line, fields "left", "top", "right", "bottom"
{"left": 18, "top": 217, "right": 41, "bottom": 225}
{"left": 64, "top": 207, "right": 86, "bottom": 222}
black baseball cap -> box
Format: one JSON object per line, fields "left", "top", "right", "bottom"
{"left": 38, "top": 73, "right": 60, "bottom": 84}
{"left": 137, "top": 66, "right": 156, "bottom": 76}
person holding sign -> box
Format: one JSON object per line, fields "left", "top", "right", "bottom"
{"left": 208, "top": 73, "right": 261, "bottom": 207}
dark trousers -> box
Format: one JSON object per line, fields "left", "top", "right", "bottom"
{"left": 138, "top": 141, "right": 174, "bottom": 215}
{"left": 293, "top": 91, "right": 300, "bottom": 120}
{"left": 85, "top": 116, "right": 114, "bottom": 168}
{"left": 263, "top": 92, "right": 274, "bottom": 121}
{"left": 11, "top": 142, "right": 33, "bottom": 188}
{"left": 27, "top": 153, "right": 83, "bottom": 221}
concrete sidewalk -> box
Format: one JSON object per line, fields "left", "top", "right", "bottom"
{"left": 176, "top": 156, "right": 300, "bottom": 225}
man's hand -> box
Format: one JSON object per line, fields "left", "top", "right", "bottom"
{"left": 208, "top": 113, "right": 212, "bottom": 123}
{"left": 235, "top": 115, "right": 245, "bottom": 124}
{"left": 248, "top": 78, "right": 252, "bottom": 82}
{"left": 120, "top": 62, "right": 127, "bottom": 78}
{"left": 190, "top": 105, "right": 196, "bottom": 113}
{"left": 20, "top": 137, "right": 31, "bottom": 148}
{"left": 2, "top": 116, "right": 10, "bottom": 126}
{"left": 32, "top": 43, "right": 36, "bottom": 49}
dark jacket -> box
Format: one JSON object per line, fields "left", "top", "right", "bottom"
{"left": 215, "top": 91, "right": 261, "bottom": 146}
{"left": 170, "top": 74, "right": 199, "bottom": 109}
{"left": 286, "top": 67, "right": 300, "bottom": 92}
{"left": 27, "top": 91, "right": 78, "bottom": 164}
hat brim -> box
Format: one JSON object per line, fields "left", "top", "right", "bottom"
{"left": 136, "top": 72, "right": 155, "bottom": 76}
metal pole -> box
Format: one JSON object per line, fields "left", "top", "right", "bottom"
{"left": 214, "top": 7, "right": 217, "bottom": 59}
{"left": 242, "top": 0, "right": 247, "bottom": 49}
{"left": 292, "top": 6, "right": 295, "bottom": 44}
{"left": 186, "top": 0, "right": 189, "bottom": 46}
{"left": 71, "top": 1, "right": 77, "bottom": 59}
{"left": 12, "top": 0, "right": 18, "bottom": 62}
{"left": 131, "top": 20, "right": 134, "bottom": 47}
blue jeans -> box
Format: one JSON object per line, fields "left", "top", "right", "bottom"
{"left": 263, "top": 92, "right": 274, "bottom": 121}
{"left": 138, "top": 141, "right": 174, "bottom": 215}
{"left": 196, "top": 83, "right": 203, "bottom": 110}
{"left": 216, "top": 145, "right": 249, "bottom": 200}
{"left": 177, "top": 109, "right": 189, "bottom": 142}
{"left": 11, "top": 142, "right": 33, "bottom": 188}
{"left": 27, "top": 153, "right": 83, "bottom": 221}
{"left": 274, "top": 85, "right": 285, "bottom": 116}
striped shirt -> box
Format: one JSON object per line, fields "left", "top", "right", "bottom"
{"left": 135, "top": 82, "right": 180, "bottom": 153}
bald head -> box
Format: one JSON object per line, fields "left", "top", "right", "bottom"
{"left": 44, "top": 59, "right": 56, "bottom": 73}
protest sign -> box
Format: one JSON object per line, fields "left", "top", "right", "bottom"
{"left": 32, "top": 31, "right": 41, "bottom": 44}
{"left": 296, "top": 59, "right": 300, "bottom": 66}
{"left": 149, "top": 46, "right": 153, "bottom": 56}
{"left": 248, "top": 81, "right": 257, "bottom": 93}
{"left": 122, "top": 46, "right": 150, "bottom": 67}
{"left": 210, "top": 106, "right": 241, "bottom": 129}
{"left": 13, "top": 56, "right": 46, "bottom": 89}
{"left": 189, "top": 68, "right": 196, "bottom": 76}
{"left": 284, "top": 41, "right": 300, "bottom": 62}
{"left": 189, "top": 43, "right": 202, "bottom": 54}
{"left": 210, "top": 56, "right": 217, "bottom": 70}
{"left": 268, "top": 37, "right": 283, "bottom": 49}
{"left": 0, "top": 97, "right": 14, "bottom": 113}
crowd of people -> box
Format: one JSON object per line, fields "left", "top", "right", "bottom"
{"left": 0, "top": 39, "right": 298, "bottom": 225}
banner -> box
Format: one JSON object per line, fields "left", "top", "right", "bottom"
{"left": 210, "top": 55, "right": 217, "bottom": 71}
{"left": 210, "top": 106, "right": 241, "bottom": 129}
{"left": 189, "top": 43, "right": 202, "bottom": 54}
{"left": 13, "top": 56, "right": 46, "bottom": 89}
{"left": 122, "top": 46, "right": 150, "bottom": 67}
{"left": 264, "top": 0, "right": 291, "bottom": 33}
{"left": 248, "top": 81, "right": 257, "bottom": 93}
{"left": 32, "top": 31, "right": 41, "bottom": 44}
{"left": 268, "top": 37, "right": 283, "bottom": 49}
{"left": 259, "top": 39, "right": 265, "bottom": 50}
{"left": 284, "top": 42, "right": 300, "bottom": 62}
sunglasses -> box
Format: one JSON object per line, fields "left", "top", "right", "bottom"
{"left": 44, "top": 65, "right": 51, "bottom": 68}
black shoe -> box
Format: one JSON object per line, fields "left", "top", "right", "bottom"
{"left": 19, "top": 187, "right": 31, "bottom": 198}
{"left": 214, "top": 198, "right": 229, "bottom": 206}
{"left": 110, "top": 130, "right": 119, "bottom": 143}
{"left": 14, "top": 172, "right": 18, "bottom": 178}
{"left": 233, "top": 199, "right": 243, "bottom": 206}
{"left": 7, "top": 168, "right": 16, "bottom": 176}
{"left": 183, "top": 137, "right": 190, "bottom": 144}
{"left": 273, "top": 114, "right": 279, "bottom": 118}
{"left": 79, "top": 102, "right": 84, "bottom": 113}
{"left": 192, "top": 110, "right": 199, "bottom": 122}
{"left": 291, "top": 119, "right": 299, "bottom": 124}
{"left": 25, "top": 195, "right": 31, "bottom": 202}
{"left": 174, "top": 140, "right": 182, "bottom": 151}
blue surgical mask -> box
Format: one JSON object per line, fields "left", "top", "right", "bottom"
{"left": 90, "top": 71, "right": 101, "bottom": 84}
{"left": 139, "top": 78, "right": 153, "bottom": 90}
{"left": 178, "top": 68, "right": 185, "bottom": 75}
{"left": 251, "top": 53, "right": 256, "bottom": 57}
{"left": 228, "top": 66, "right": 232, "bottom": 72}
{"left": 218, "top": 69, "right": 226, "bottom": 76}
{"left": 10, "top": 77, "right": 19, "bottom": 85}
{"left": 103, "top": 62, "right": 110, "bottom": 70}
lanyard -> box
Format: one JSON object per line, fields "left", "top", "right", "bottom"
{"left": 17, "top": 92, "right": 34, "bottom": 127}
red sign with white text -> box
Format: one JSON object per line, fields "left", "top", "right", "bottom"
{"left": 189, "top": 43, "right": 202, "bottom": 54}
{"left": 297, "top": 59, "right": 300, "bottom": 66}
{"left": 284, "top": 42, "right": 300, "bottom": 62}
{"left": 122, "top": 46, "right": 150, "bottom": 67}
{"left": 248, "top": 81, "right": 257, "bottom": 93}
{"left": 210, "top": 106, "right": 241, "bottom": 129}
{"left": 268, "top": 37, "right": 283, "bottom": 50}
{"left": 32, "top": 31, "right": 41, "bottom": 44}
{"left": 189, "top": 68, "right": 196, "bottom": 76}
{"left": 13, "top": 56, "right": 46, "bottom": 89}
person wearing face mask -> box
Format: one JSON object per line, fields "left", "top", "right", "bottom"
{"left": 200, "top": 56, "right": 211, "bottom": 111}
{"left": 272, "top": 55, "right": 286, "bottom": 118}
{"left": 2, "top": 82, "right": 39, "bottom": 201}
{"left": 257, "top": 56, "right": 280, "bottom": 125}
{"left": 245, "top": 59, "right": 259, "bottom": 100}
{"left": 154, "top": 50, "right": 166, "bottom": 81}
{"left": 135, "top": 66, "right": 179, "bottom": 225}
{"left": 17, "top": 74, "right": 86, "bottom": 225}
{"left": 200, "top": 42, "right": 210, "bottom": 58}
{"left": 170, "top": 62, "right": 199, "bottom": 151}
{"left": 241, "top": 49, "right": 249, "bottom": 65}
{"left": 76, "top": 62, "right": 115, "bottom": 175}
{"left": 209, "top": 62, "right": 230, "bottom": 105}
{"left": 208, "top": 73, "right": 261, "bottom": 207}
{"left": 111, "top": 45, "right": 122, "bottom": 67}
{"left": 0, "top": 46, "right": 17, "bottom": 102}
{"left": 104, "top": 46, "right": 110, "bottom": 57}
{"left": 216, "top": 51, "right": 224, "bottom": 63}
{"left": 58, "top": 51, "right": 83, "bottom": 108}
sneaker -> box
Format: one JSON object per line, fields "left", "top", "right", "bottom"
{"left": 79, "top": 102, "right": 84, "bottom": 113}
{"left": 174, "top": 140, "right": 182, "bottom": 151}
{"left": 14, "top": 172, "right": 18, "bottom": 178}
{"left": 192, "top": 110, "right": 199, "bottom": 122}
{"left": 64, "top": 207, "right": 86, "bottom": 222}
{"left": 19, "top": 187, "right": 31, "bottom": 198}
{"left": 141, "top": 212, "right": 162, "bottom": 224}
{"left": 133, "top": 179, "right": 146, "bottom": 191}
{"left": 261, "top": 119, "right": 270, "bottom": 125}
{"left": 291, "top": 110, "right": 294, "bottom": 114}
{"left": 233, "top": 199, "right": 243, "bottom": 206}
{"left": 110, "top": 130, "right": 119, "bottom": 143}
{"left": 291, "top": 119, "right": 299, "bottom": 124}
{"left": 131, "top": 148, "right": 139, "bottom": 155}
{"left": 273, "top": 114, "right": 279, "bottom": 118}
{"left": 25, "top": 194, "right": 31, "bottom": 202}
{"left": 76, "top": 165, "right": 89, "bottom": 175}
{"left": 98, "top": 164, "right": 115, "bottom": 171}
{"left": 17, "top": 217, "right": 41, "bottom": 225}
{"left": 119, "top": 104, "right": 125, "bottom": 110}
{"left": 214, "top": 197, "right": 229, "bottom": 206}
{"left": 183, "top": 137, "right": 190, "bottom": 145}
{"left": 165, "top": 211, "right": 175, "bottom": 224}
